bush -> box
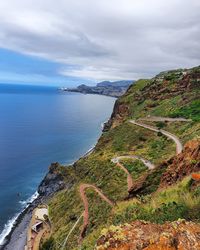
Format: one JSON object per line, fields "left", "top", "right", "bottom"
{"left": 169, "top": 100, "right": 200, "bottom": 121}
{"left": 121, "top": 159, "right": 148, "bottom": 179}
{"left": 156, "top": 121, "right": 166, "bottom": 129}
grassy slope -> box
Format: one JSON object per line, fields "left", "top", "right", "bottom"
{"left": 43, "top": 66, "right": 200, "bottom": 250}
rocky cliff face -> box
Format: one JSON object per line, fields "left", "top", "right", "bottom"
{"left": 160, "top": 139, "right": 200, "bottom": 188}
{"left": 103, "top": 99, "right": 129, "bottom": 131}
{"left": 38, "top": 162, "right": 72, "bottom": 196}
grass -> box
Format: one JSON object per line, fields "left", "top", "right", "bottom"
{"left": 137, "top": 165, "right": 168, "bottom": 195}
{"left": 111, "top": 177, "right": 200, "bottom": 226}
{"left": 120, "top": 159, "right": 148, "bottom": 179}
{"left": 170, "top": 100, "right": 200, "bottom": 121}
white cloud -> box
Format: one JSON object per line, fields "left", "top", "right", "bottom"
{"left": 0, "top": 0, "right": 199, "bottom": 80}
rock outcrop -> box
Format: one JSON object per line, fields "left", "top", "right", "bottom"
{"left": 96, "top": 220, "right": 200, "bottom": 250}
{"left": 38, "top": 162, "right": 70, "bottom": 196}
{"left": 136, "top": 68, "right": 200, "bottom": 102}
{"left": 103, "top": 99, "right": 129, "bottom": 131}
{"left": 160, "top": 139, "right": 200, "bottom": 188}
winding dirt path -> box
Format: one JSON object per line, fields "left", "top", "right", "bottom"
{"left": 79, "top": 184, "right": 114, "bottom": 243}
{"left": 72, "top": 116, "right": 185, "bottom": 245}
{"left": 130, "top": 120, "right": 183, "bottom": 154}
{"left": 111, "top": 155, "right": 155, "bottom": 192}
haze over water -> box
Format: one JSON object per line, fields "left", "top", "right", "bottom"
{"left": 0, "top": 84, "right": 115, "bottom": 240}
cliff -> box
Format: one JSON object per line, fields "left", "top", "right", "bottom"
{"left": 38, "top": 162, "right": 74, "bottom": 196}
{"left": 40, "top": 66, "right": 199, "bottom": 250}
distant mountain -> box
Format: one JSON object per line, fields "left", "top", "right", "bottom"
{"left": 63, "top": 80, "right": 134, "bottom": 97}
{"left": 97, "top": 80, "right": 133, "bottom": 88}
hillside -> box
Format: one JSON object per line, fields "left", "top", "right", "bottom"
{"left": 41, "top": 66, "right": 200, "bottom": 250}
{"left": 65, "top": 80, "right": 134, "bottom": 97}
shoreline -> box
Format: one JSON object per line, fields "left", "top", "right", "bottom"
{"left": 0, "top": 193, "right": 44, "bottom": 250}
{"left": 0, "top": 191, "right": 39, "bottom": 246}
{"left": 0, "top": 120, "right": 109, "bottom": 250}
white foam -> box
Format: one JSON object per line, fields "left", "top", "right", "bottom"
{"left": 0, "top": 191, "right": 39, "bottom": 246}
{"left": 101, "top": 120, "right": 108, "bottom": 129}
{"left": 19, "top": 191, "right": 39, "bottom": 207}
{"left": 84, "top": 145, "right": 95, "bottom": 157}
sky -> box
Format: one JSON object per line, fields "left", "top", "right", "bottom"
{"left": 0, "top": 0, "right": 199, "bottom": 87}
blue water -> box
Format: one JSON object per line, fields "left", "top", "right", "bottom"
{"left": 0, "top": 84, "right": 115, "bottom": 242}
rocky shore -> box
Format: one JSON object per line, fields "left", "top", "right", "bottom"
{"left": 1, "top": 120, "right": 105, "bottom": 250}
{"left": 1, "top": 162, "right": 68, "bottom": 250}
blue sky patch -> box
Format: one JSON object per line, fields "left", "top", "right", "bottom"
{"left": 0, "top": 48, "right": 90, "bottom": 87}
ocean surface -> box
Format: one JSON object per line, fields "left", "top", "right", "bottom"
{"left": 0, "top": 84, "right": 116, "bottom": 244}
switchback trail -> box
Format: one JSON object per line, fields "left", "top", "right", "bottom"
{"left": 111, "top": 155, "right": 155, "bottom": 192}
{"left": 130, "top": 120, "right": 183, "bottom": 154}
{"left": 68, "top": 116, "right": 185, "bottom": 245}
{"left": 79, "top": 184, "right": 114, "bottom": 243}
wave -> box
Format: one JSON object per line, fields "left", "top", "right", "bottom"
{"left": 19, "top": 191, "right": 38, "bottom": 207}
{"left": 101, "top": 120, "right": 108, "bottom": 129}
{"left": 0, "top": 191, "right": 39, "bottom": 246}
{"left": 84, "top": 145, "right": 95, "bottom": 157}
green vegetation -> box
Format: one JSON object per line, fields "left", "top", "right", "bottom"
{"left": 170, "top": 100, "right": 200, "bottom": 121}
{"left": 112, "top": 177, "right": 200, "bottom": 226}
{"left": 43, "top": 66, "right": 200, "bottom": 249}
{"left": 138, "top": 165, "right": 167, "bottom": 195}
{"left": 120, "top": 159, "right": 147, "bottom": 179}
{"left": 155, "top": 121, "right": 166, "bottom": 129}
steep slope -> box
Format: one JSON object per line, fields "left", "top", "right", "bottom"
{"left": 41, "top": 66, "right": 200, "bottom": 250}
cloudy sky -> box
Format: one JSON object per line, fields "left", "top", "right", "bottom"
{"left": 0, "top": 0, "right": 199, "bottom": 86}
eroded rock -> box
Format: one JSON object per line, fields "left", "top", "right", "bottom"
{"left": 95, "top": 220, "right": 200, "bottom": 250}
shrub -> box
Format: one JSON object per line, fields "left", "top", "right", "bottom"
{"left": 156, "top": 121, "right": 166, "bottom": 129}
{"left": 169, "top": 100, "right": 200, "bottom": 121}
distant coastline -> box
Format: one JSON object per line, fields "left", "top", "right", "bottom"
{"left": 60, "top": 80, "right": 134, "bottom": 97}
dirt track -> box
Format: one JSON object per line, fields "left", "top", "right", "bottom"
{"left": 79, "top": 184, "right": 114, "bottom": 243}
{"left": 111, "top": 156, "right": 155, "bottom": 192}
{"left": 75, "top": 117, "right": 185, "bottom": 244}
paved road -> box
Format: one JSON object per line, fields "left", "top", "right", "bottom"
{"left": 130, "top": 120, "right": 183, "bottom": 154}
{"left": 79, "top": 184, "right": 114, "bottom": 243}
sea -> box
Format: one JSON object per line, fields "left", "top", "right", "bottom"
{"left": 0, "top": 83, "right": 116, "bottom": 244}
